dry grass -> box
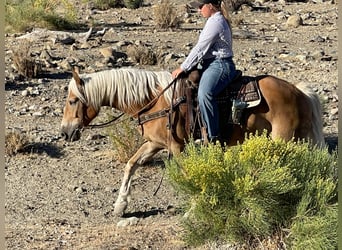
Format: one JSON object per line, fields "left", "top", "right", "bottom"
{"left": 126, "top": 44, "right": 157, "bottom": 65}
{"left": 12, "top": 40, "right": 43, "bottom": 78}
{"left": 5, "top": 131, "right": 29, "bottom": 156}
{"left": 153, "top": 0, "right": 181, "bottom": 29}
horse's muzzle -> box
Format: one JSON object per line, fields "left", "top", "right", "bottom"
{"left": 61, "top": 127, "right": 81, "bottom": 142}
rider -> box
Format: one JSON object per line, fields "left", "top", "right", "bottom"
{"left": 172, "top": 0, "right": 237, "bottom": 142}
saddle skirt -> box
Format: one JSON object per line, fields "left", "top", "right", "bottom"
{"left": 180, "top": 70, "right": 262, "bottom": 141}
{"left": 216, "top": 70, "right": 261, "bottom": 108}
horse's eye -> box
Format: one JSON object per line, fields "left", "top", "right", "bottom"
{"left": 69, "top": 98, "right": 78, "bottom": 105}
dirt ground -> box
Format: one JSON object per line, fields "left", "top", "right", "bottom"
{"left": 5, "top": 0, "right": 338, "bottom": 249}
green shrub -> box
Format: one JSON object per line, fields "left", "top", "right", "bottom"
{"left": 166, "top": 134, "right": 337, "bottom": 247}
{"left": 5, "top": 0, "right": 78, "bottom": 32}
{"left": 288, "top": 204, "right": 337, "bottom": 250}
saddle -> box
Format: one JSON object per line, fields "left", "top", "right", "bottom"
{"left": 180, "top": 69, "right": 262, "bottom": 142}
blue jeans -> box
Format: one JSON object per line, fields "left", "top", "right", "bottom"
{"left": 198, "top": 57, "right": 236, "bottom": 140}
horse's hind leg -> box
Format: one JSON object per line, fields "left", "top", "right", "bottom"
{"left": 114, "top": 141, "right": 163, "bottom": 216}
{"left": 271, "top": 118, "right": 296, "bottom": 142}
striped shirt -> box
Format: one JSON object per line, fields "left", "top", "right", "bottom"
{"left": 181, "top": 12, "right": 233, "bottom": 72}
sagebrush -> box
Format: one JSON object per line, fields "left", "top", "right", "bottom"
{"left": 166, "top": 134, "right": 337, "bottom": 248}
{"left": 12, "top": 40, "right": 43, "bottom": 78}
{"left": 5, "top": 131, "right": 29, "bottom": 156}
{"left": 126, "top": 44, "right": 157, "bottom": 65}
{"left": 153, "top": 0, "right": 181, "bottom": 29}
{"left": 107, "top": 114, "right": 145, "bottom": 163}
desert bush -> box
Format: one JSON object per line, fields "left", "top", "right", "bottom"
{"left": 166, "top": 134, "right": 337, "bottom": 247}
{"left": 288, "top": 204, "right": 337, "bottom": 249}
{"left": 5, "top": 131, "right": 29, "bottom": 156}
{"left": 126, "top": 44, "right": 157, "bottom": 65}
{"left": 12, "top": 40, "right": 43, "bottom": 78}
{"left": 223, "top": 0, "right": 253, "bottom": 11}
{"left": 107, "top": 114, "right": 145, "bottom": 163}
{"left": 5, "top": 0, "right": 78, "bottom": 32}
{"left": 123, "top": 0, "right": 143, "bottom": 9}
{"left": 153, "top": 0, "right": 181, "bottom": 29}
{"left": 82, "top": 0, "right": 142, "bottom": 10}
{"left": 84, "top": 0, "right": 123, "bottom": 10}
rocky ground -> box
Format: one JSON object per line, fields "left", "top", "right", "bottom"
{"left": 5, "top": 0, "right": 338, "bottom": 249}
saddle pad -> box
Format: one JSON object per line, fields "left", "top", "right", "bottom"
{"left": 238, "top": 80, "right": 261, "bottom": 108}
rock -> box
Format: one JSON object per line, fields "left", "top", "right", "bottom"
{"left": 55, "top": 36, "right": 75, "bottom": 45}
{"left": 273, "top": 37, "right": 280, "bottom": 43}
{"left": 102, "top": 28, "right": 117, "bottom": 42}
{"left": 21, "top": 90, "right": 29, "bottom": 97}
{"left": 96, "top": 28, "right": 107, "bottom": 36}
{"left": 32, "top": 111, "right": 44, "bottom": 117}
{"left": 99, "top": 47, "right": 114, "bottom": 58}
{"left": 86, "top": 134, "right": 105, "bottom": 140}
{"left": 117, "top": 217, "right": 139, "bottom": 227}
{"left": 116, "top": 40, "right": 130, "bottom": 48}
{"left": 311, "top": 49, "right": 325, "bottom": 60}
{"left": 286, "top": 14, "right": 303, "bottom": 28}
{"left": 330, "top": 108, "right": 338, "bottom": 115}
{"left": 80, "top": 42, "right": 91, "bottom": 49}
{"left": 295, "top": 54, "right": 307, "bottom": 62}
{"left": 59, "top": 59, "right": 72, "bottom": 70}
{"left": 40, "top": 50, "right": 52, "bottom": 60}
{"left": 312, "top": 35, "right": 326, "bottom": 42}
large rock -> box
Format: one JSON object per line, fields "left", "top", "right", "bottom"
{"left": 286, "top": 14, "right": 303, "bottom": 28}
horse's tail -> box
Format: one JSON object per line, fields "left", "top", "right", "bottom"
{"left": 295, "top": 82, "right": 325, "bottom": 147}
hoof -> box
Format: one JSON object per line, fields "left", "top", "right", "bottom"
{"left": 114, "top": 199, "right": 128, "bottom": 217}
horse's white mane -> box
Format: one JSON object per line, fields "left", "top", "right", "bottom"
{"left": 68, "top": 68, "right": 174, "bottom": 113}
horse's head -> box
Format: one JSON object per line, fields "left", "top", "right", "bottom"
{"left": 61, "top": 70, "right": 97, "bottom": 141}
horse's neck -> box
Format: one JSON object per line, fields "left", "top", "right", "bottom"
{"left": 86, "top": 70, "right": 158, "bottom": 116}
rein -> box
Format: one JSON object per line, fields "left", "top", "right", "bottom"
{"left": 135, "top": 77, "right": 179, "bottom": 118}
{"left": 86, "top": 112, "right": 125, "bottom": 129}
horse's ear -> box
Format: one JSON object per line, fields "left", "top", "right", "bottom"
{"left": 74, "top": 66, "right": 80, "bottom": 75}
{"left": 72, "top": 67, "right": 83, "bottom": 87}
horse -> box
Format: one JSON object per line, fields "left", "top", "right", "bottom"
{"left": 60, "top": 67, "right": 324, "bottom": 216}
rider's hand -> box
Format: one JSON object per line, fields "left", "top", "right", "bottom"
{"left": 172, "top": 68, "right": 184, "bottom": 79}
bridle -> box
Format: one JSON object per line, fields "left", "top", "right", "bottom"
{"left": 86, "top": 113, "right": 125, "bottom": 129}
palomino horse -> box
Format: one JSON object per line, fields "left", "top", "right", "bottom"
{"left": 61, "top": 67, "right": 324, "bottom": 216}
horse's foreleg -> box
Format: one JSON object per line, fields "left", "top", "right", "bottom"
{"left": 114, "top": 141, "right": 163, "bottom": 216}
